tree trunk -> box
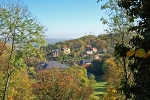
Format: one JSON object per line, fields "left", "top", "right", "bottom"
{"left": 2, "top": 70, "right": 11, "bottom": 100}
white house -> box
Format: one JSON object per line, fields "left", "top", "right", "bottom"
{"left": 63, "top": 46, "right": 70, "bottom": 54}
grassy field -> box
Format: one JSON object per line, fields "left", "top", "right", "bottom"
{"left": 91, "top": 77, "right": 107, "bottom": 100}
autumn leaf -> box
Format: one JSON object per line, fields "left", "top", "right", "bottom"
{"left": 126, "top": 49, "right": 135, "bottom": 57}
{"left": 143, "top": 50, "right": 150, "bottom": 58}
{"left": 135, "top": 48, "right": 145, "bottom": 57}
{"left": 112, "top": 89, "right": 117, "bottom": 93}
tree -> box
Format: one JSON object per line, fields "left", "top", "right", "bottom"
{"left": 117, "top": 0, "right": 150, "bottom": 99}
{"left": 0, "top": 0, "right": 46, "bottom": 99}
{"left": 98, "top": 0, "right": 135, "bottom": 99}
{"left": 87, "top": 60, "right": 104, "bottom": 76}
{"left": 33, "top": 67, "right": 94, "bottom": 100}
{"left": 0, "top": 41, "right": 33, "bottom": 100}
{"left": 102, "top": 58, "right": 124, "bottom": 99}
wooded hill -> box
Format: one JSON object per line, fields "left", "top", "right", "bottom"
{"left": 46, "top": 33, "right": 121, "bottom": 66}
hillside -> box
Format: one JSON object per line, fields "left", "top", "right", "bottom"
{"left": 45, "top": 34, "right": 120, "bottom": 66}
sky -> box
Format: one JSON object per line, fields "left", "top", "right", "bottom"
{"left": 2, "top": 0, "right": 108, "bottom": 39}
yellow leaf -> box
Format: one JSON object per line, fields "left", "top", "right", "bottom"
{"left": 126, "top": 49, "right": 135, "bottom": 57}
{"left": 112, "top": 89, "right": 117, "bottom": 93}
{"left": 135, "top": 48, "right": 145, "bottom": 57}
{"left": 143, "top": 50, "right": 150, "bottom": 58}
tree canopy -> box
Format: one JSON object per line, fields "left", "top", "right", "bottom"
{"left": 0, "top": 1, "right": 46, "bottom": 99}
{"left": 117, "top": 0, "right": 150, "bottom": 99}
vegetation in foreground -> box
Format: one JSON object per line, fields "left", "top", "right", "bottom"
{"left": 0, "top": 0, "right": 150, "bottom": 100}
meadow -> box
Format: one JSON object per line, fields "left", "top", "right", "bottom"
{"left": 92, "top": 77, "right": 107, "bottom": 100}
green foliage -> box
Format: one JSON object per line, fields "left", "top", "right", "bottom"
{"left": 88, "top": 74, "right": 97, "bottom": 85}
{"left": 33, "top": 67, "right": 94, "bottom": 100}
{"left": 102, "top": 59, "right": 125, "bottom": 99}
{"left": 98, "top": 0, "right": 135, "bottom": 99}
{"left": 0, "top": 0, "right": 47, "bottom": 67}
{"left": 7, "top": 69, "right": 33, "bottom": 100}
{"left": 0, "top": 1, "right": 47, "bottom": 99}
{"left": 116, "top": 0, "right": 150, "bottom": 99}
{"left": 0, "top": 51, "right": 33, "bottom": 100}
{"left": 46, "top": 35, "right": 96, "bottom": 62}
{"left": 87, "top": 60, "right": 104, "bottom": 76}
{"left": 46, "top": 34, "right": 116, "bottom": 66}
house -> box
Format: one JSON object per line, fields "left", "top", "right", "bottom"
{"left": 83, "top": 54, "right": 88, "bottom": 58}
{"left": 52, "top": 49, "right": 59, "bottom": 57}
{"left": 85, "top": 45, "right": 98, "bottom": 55}
{"left": 86, "top": 50, "right": 93, "bottom": 55}
{"left": 38, "top": 61, "right": 69, "bottom": 70}
{"left": 86, "top": 44, "right": 92, "bottom": 48}
{"left": 63, "top": 46, "right": 70, "bottom": 54}
{"left": 94, "top": 54, "right": 100, "bottom": 60}
{"left": 86, "top": 45, "right": 93, "bottom": 55}
{"left": 79, "top": 59, "right": 92, "bottom": 67}
{"left": 92, "top": 47, "right": 98, "bottom": 53}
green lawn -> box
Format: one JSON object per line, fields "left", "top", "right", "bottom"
{"left": 92, "top": 78, "right": 107, "bottom": 100}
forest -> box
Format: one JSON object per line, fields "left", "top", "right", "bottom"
{"left": 0, "top": 0, "right": 150, "bottom": 100}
